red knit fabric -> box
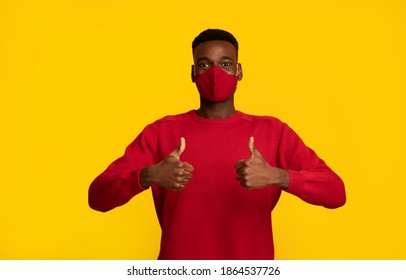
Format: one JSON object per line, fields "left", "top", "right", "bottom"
{"left": 88, "top": 110, "right": 345, "bottom": 259}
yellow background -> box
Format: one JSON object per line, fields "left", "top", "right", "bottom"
{"left": 1, "top": 0, "right": 405, "bottom": 259}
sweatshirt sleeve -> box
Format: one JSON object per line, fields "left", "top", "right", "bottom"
{"left": 88, "top": 123, "right": 158, "bottom": 212}
{"left": 277, "top": 122, "right": 346, "bottom": 209}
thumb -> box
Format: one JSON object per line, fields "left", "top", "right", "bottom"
{"left": 170, "top": 137, "right": 186, "bottom": 159}
{"left": 248, "top": 136, "right": 261, "bottom": 158}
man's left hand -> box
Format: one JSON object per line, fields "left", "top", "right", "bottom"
{"left": 234, "top": 137, "right": 290, "bottom": 190}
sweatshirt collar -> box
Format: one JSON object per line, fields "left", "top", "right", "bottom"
{"left": 189, "top": 110, "right": 243, "bottom": 124}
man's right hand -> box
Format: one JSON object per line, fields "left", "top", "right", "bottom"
{"left": 140, "top": 137, "right": 194, "bottom": 190}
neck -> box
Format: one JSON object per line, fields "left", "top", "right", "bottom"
{"left": 197, "top": 97, "right": 236, "bottom": 119}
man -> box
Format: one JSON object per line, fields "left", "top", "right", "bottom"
{"left": 88, "top": 29, "right": 346, "bottom": 260}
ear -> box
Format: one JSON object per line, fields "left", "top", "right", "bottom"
{"left": 237, "top": 63, "right": 243, "bottom": 81}
{"left": 191, "top": 65, "right": 196, "bottom": 83}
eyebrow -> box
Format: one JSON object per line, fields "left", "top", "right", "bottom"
{"left": 221, "top": 56, "right": 234, "bottom": 60}
{"left": 195, "top": 56, "right": 235, "bottom": 64}
{"left": 195, "top": 57, "right": 210, "bottom": 64}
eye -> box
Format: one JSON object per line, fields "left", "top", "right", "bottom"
{"left": 221, "top": 62, "right": 231, "bottom": 67}
{"left": 197, "top": 63, "right": 210, "bottom": 69}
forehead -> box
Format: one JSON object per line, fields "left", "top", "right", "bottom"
{"left": 193, "top": 40, "right": 237, "bottom": 62}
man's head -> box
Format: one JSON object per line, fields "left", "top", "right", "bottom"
{"left": 191, "top": 29, "right": 243, "bottom": 103}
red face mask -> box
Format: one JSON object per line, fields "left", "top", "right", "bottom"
{"left": 194, "top": 66, "right": 238, "bottom": 102}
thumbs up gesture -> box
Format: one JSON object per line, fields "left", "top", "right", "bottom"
{"left": 234, "top": 137, "right": 290, "bottom": 189}
{"left": 140, "top": 137, "right": 194, "bottom": 190}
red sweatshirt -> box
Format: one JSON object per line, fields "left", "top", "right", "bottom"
{"left": 88, "top": 110, "right": 345, "bottom": 259}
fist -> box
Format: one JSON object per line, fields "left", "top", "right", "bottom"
{"left": 141, "top": 137, "right": 194, "bottom": 190}
{"left": 234, "top": 137, "right": 289, "bottom": 189}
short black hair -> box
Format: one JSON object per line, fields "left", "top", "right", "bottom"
{"left": 192, "top": 29, "right": 239, "bottom": 53}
